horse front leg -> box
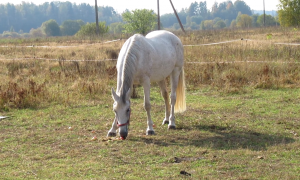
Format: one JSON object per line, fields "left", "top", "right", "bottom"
{"left": 143, "top": 80, "right": 155, "bottom": 135}
{"left": 158, "top": 80, "right": 170, "bottom": 125}
{"left": 107, "top": 117, "right": 118, "bottom": 137}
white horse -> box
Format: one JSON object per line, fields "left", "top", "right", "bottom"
{"left": 107, "top": 30, "right": 186, "bottom": 140}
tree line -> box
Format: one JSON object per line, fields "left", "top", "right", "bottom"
{"left": 0, "top": 1, "right": 120, "bottom": 34}
{"left": 160, "top": 0, "right": 278, "bottom": 30}
{"left": 0, "top": 0, "right": 295, "bottom": 38}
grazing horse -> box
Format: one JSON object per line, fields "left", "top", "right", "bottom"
{"left": 107, "top": 30, "right": 186, "bottom": 139}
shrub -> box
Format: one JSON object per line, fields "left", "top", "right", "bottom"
{"left": 76, "top": 22, "right": 108, "bottom": 37}
{"left": 41, "top": 19, "right": 61, "bottom": 36}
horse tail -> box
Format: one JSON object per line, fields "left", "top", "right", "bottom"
{"left": 175, "top": 67, "right": 186, "bottom": 113}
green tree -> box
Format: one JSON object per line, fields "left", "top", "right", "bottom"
{"left": 122, "top": 9, "right": 156, "bottom": 35}
{"left": 251, "top": 14, "right": 259, "bottom": 27}
{"left": 60, "top": 20, "right": 85, "bottom": 36}
{"left": 203, "top": 20, "right": 214, "bottom": 30}
{"left": 213, "top": 17, "right": 223, "bottom": 24}
{"left": 42, "top": 19, "right": 61, "bottom": 36}
{"left": 199, "top": 1, "right": 208, "bottom": 19}
{"left": 278, "top": 0, "right": 300, "bottom": 27}
{"left": 230, "top": 20, "right": 237, "bottom": 28}
{"left": 200, "top": 21, "right": 205, "bottom": 30}
{"left": 236, "top": 14, "right": 252, "bottom": 28}
{"left": 58, "top": 1, "right": 74, "bottom": 24}
{"left": 214, "top": 20, "right": 226, "bottom": 29}
{"left": 234, "top": 0, "right": 252, "bottom": 16}
{"left": 76, "top": 22, "right": 108, "bottom": 37}
{"left": 188, "top": 2, "right": 199, "bottom": 16}
{"left": 257, "top": 14, "right": 276, "bottom": 27}
{"left": 109, "top": 22, "right": 124, "bottom": 34}
{"left": 161, "top": 13, "right": 178, "bottom": 28}
{"left": 190, "top": 22, "right": 199, "bottom": 30}
{"left": 190, "top": 16, "right": 203, "bottom": 24}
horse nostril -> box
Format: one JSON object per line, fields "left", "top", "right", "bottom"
{"left": 120, "top": 136, "right": 126, "bottom": 140}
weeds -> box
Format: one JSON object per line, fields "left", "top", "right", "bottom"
{"left": 0, "top": 80, "right": 46, "bottom": 109}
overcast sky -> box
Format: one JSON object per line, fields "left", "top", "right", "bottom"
{"left": 1, "top": 0, "right": 279, "bottom": 14}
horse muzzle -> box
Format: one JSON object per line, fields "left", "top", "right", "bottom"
{"left": 119, "top": 126, "right": 128, "bottom": 140}
{"left": 118, "top": 120, "right": 129, "bottom": 140}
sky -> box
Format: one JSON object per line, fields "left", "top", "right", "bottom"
{"left": 1, "top": 0, "right": 279, "bottom": 14}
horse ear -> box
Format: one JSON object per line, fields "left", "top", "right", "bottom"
{"left": 126, "top": 88, "right": 131, "bottom": 100}
{"left": 111, "top": 88, "right": 119, "bottom": 101}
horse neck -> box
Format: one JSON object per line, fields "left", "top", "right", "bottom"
{"left": 117, "top": 34, "right": 147, "bottom": 102}
{"left": 118, "top": 47, "right": 138, "bottom": 103}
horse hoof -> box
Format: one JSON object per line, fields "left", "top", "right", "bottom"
{"left": 168, "top": 125, "right": 176, "bottom": 130}
{"left": 146, "top": 130, "right": 155, "bottom": 135}
{"left": 107, "top": 132, "right": 116, "bottom": 137}
{"left": 162, "top": 120, "right": 169, "bottom": 125}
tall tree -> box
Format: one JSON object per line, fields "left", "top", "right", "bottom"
{"left": 188, "top": 2, "right": 198, "bottom": 16}
{"left": 58, "top": 2, "right": 74, "bottom": 24}
{"left": 234, "top": 0, "right": 252, "bottom": 16}
{"left": 257, "top": 14, "right": 276, "bottom": 27}
{"left": 278, "top": 0, "right": 300, "bottom": 27}
{"left": 236, "top": 14, "right": 252, "bottom": 28}
{"left": 199, "top": 1, "right": 208, "bottom": 19}
{"left": 60, "top": 20, "right": 85, "bottom": 36}
{"left": 122, "top": 9, "right": 157, "bottom": 35}
{"left": 46, "top": 2, "right": 59, "bottom": 23}
{"left": 41, "top": 19, "right": 61, "bottom": 36}
{"left": 0, "top": 5, "right": 9, "bottom": 33}
{"left": 6, "top": 3, "right": 17, "bottom": 31}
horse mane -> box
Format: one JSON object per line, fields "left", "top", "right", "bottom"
{"left": 119, "top": 34, "right": 143, "bottom": 103}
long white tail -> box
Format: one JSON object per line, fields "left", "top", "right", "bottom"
{"left": 174, "top": 68, "right": 186, "bottom": 113}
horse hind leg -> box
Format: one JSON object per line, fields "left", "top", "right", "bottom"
{"left": 158, "top": 80, "right": 170, "bottom": 125}
{"left": 169, "top": 67, "right": 182, "bottom": 129}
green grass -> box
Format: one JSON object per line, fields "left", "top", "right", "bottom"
{"left": 1, "top": 86, "right": 299, "bottom": 179}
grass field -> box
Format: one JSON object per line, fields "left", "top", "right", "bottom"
{"left": 1, "top": 27, "right": 300, "bottom": 179}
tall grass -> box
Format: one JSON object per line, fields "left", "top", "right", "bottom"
{"left": 0, "top": 59, "right": 116, "bottom": 110}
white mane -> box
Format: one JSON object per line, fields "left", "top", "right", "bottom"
{"left": 118, "top": 34, "right": 144, "bottom": 103}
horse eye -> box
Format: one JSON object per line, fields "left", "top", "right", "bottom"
{"left": 127, "top": 108, "right": 130, "bottom": 113}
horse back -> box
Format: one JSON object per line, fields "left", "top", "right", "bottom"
{"left": 144, "top": 31, "right": 184, "bottom": 81}
{"left": 145, "top": 30, "right": 183, "bottom": 64}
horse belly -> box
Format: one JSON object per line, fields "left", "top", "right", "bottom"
{"left": 150, "top": 61, "right": 175, "bottom": 82}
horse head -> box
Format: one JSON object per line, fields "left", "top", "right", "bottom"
{"left": 111, "top": 88, "right": 131, "bottom": 139}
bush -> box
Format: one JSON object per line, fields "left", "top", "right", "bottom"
{"left": 29, "top": 28, "right": 45, "bottom": 37}
{"left": 214, "top": 21, "right": 227, "bottom": 29}
{"left": 60, "top": 20, "right": 85, "bottom": 36}
{"left": 76, "top": 22, "right": 109, "bottom": 37}
{"left": 109, "top": 22, "right": 124, "bottom": 34}
{"left": 2, "top": 31, "right": 21, "bottom": 38}
{"left": 41, "top": 19, "right": 61, "bottom": 36}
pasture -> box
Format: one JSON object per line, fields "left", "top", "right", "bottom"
{"left": 1, "top": 27, "right": 300, "bottom": 179}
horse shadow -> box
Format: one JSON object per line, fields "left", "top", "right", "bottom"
{"left": 130, "top": 124, "right": 295, "bottom": 151}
